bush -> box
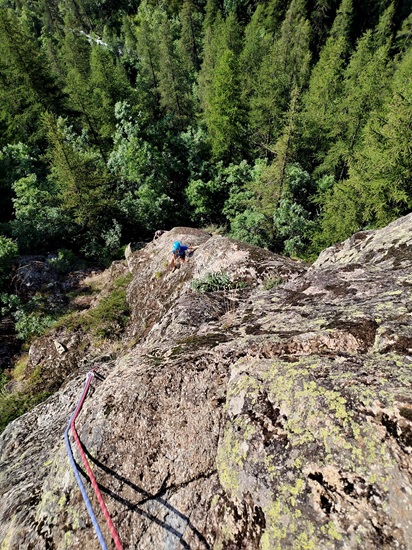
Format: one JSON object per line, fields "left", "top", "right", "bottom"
{"left": 0, "top": 236, "right": 18, "bottom": 288}
{"left": 1, "top": 293, "right": 55, "bottom": 342}
{"left": 55, "top": 274, "right": 132, "bottom": 339}
{"left": 263, "top": 276, "right": 283, "bottom": 290}
{"left": 13, "top": 310, "right": 55, "bottom": 341}
{"left": 0, "top": 387, "right": 51, "bottom": 433}
{"left": 83, "top": 275, "right": 131, "bottom": 338}
{"left": 47, "top": 248, "right": 79, "bottom": 274}
{"left": 191, "top": 271, "right": 246, "bottom": 293}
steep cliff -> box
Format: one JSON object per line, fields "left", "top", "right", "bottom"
{"left": 1, "top": 216, "right": 412, "bottom": 549}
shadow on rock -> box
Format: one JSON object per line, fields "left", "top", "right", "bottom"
{"left": 77, "top": 441, "right": 211, "bottom": 549}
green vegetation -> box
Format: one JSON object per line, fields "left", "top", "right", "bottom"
{"left": 1, "top": 293, "right": 55, "bottom": 342}
{"left": 0, "top": 272, "right": 132, "bottom": 433}
{"left": 0, "top": 0, "right": 410, "bottom": 261}
{"left": 263, "top": 276, "right": 283, "bottom": 290}
{"left": 191, "top": 271, "right": 246, "bottom": 292}
{"left": 0, "top": 368, "right": 51, "bottom": 433}
{"left": 0, "top": 236, "right": 18, "bottom": 289}
{"left": 54, "top": 273, "right": 132, "bottom": 339}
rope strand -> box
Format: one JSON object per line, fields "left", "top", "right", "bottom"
{"left": 65, "top": 371, "right": 123, "bottom": 550}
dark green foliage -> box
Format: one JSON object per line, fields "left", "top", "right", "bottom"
{"left": 0, "top": 8, "right": 67, "bottom": 148}
{"left": 0, "top": 0, "right": 410, "bottom": 261}
{"left": 47, "top": 248, "right": 82, "bottom": 273}
{"left": 11, "top": 173, "right": 67, "bottom": 252}
{"left": 0, "top": 143, "right": 35, "bottom": 225}
{"left": 0, "top": 237, "right": 19, "bottom": 289}
{"left": 315, "top": 41, "right": 412, "bottom": 248}
{"left": 263, "top": 276, "right": 283, "bottom": 290}
{"left": 1, "top": 293, "right": 55, "bottom": 342}
{"left": 0, "top": 386, "right": 51, "bottom": 434}
{"left": 83, "top": 274, "right": 131, "bottom": 338}
{"left": 191, "top": 271, "right": 245, "bottom": 292}
{"left": 186, "top": 160, "right": 255, "bottom": 225}
{"left": 54, "top": 273, "right": 132, "bottom": 338}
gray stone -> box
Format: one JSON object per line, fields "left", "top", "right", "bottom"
{"left": 1, "top": 216, "right": 412, "bottom": 549}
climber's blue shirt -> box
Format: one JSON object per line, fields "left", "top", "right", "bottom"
{"left": 175, "top": 244, "right": 188, "bottom": 257}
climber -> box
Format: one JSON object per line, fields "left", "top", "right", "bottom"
{"left": 169, "top": 241, "right": 194, "bottom": 270}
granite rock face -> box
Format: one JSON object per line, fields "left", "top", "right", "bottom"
{"left": 1, "top": 217, "right": 412, "bottom": 549}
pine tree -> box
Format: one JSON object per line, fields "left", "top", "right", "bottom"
{"left": 316, "top": 40, "right": 412, "bottom": 247}
{"left": 253, "top": 86, "right": 300, "bottom": 214}
{"left": 263, "top": 0, "right": 290, "bottom": 35}
{"left": 239, "top": 5, "right": 272, "bottom": 105}
{"left": 62, "top": 38, "right": 108, "bottom": 161}
{"left": 201, "top": 12, "right": 246, "bottom": 161}
{"left": 44, "top": 114, "right": 117, "bottom": 240}
{"left": 198, "top": 10, "right": 224, "bottom": 113}
{"left": 321, "top": 4, "right": 394, "bottom": 178}
{"left": 249, "top": 0, "right": 311, "bottom": 153}
{"left": 179, "top": 0, "right": 202, "bottom": 73}
{"left": 157, "top": 16, "right": 193, "bottom": 123}
{"left": 133, "top": 1, "right": 164, "bottom": 119}
{"left": 89, "top": 45, "right": 132, "bottom": 141}
{"left": 297, "top": 0, "right": 353, "bottom": 171}
{"left": 309, "top": 0, "right": 340, "bottom": 55}
{"left": 0, "top": 8, "right": 66, "bottom": 146}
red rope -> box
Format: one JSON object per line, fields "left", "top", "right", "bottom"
{"left": 71, "top": 372, "right": 124, "bottom": 550}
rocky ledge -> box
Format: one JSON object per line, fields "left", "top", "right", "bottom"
{"left": 1, "top": 215, "right": 412, "bottom": 549}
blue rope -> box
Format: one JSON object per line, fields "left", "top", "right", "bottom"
{"left": 64, "top": 379, "right": 108, "bottom": 550}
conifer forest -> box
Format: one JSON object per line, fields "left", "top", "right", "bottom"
{"left": 0, "top": 0, "right": 411, "bottom": 266}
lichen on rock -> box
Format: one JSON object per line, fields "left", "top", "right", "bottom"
{"left": 1, "top": 218, "right": 412, "bottom": 549}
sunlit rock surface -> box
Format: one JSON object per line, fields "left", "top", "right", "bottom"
{"left": 1, "top": 216, "right": 412, "bottom": 549}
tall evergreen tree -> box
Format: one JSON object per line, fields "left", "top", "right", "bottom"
{"left": 0, "top": 8, "right": 66, "bottom": 147}
{"left": 297, "top": 0, "right": 353, "bottom": 171}
{"left": 263, "top": 0, "right": 291, "bottom": 35}
{"left": 157, "top": 16, "right": 194, "bottom": 123}
{"left": 253, "top": 86, "right": 300, "bottom": 214}
{"left": 201, "top": 12, "right": 246, "bottom": 161}
{"left": 89, "top": 45, "right": 132, "bottom": 141}
{"left": 44, "top": 114, "right": 117, "bottom": 252}
{"left": 249, "top": 0, "right": 311, "bottom": 152}
{"left": 321, "top": 4, "right": 395, "bottom": 179}
{"left": 316, "top": 41, "right": 412, "bottom": 247}
{"left": 133, "top": 1, "right": 164, "bottom": 119}
{"left": 239, "top": 5, "right": 272, "bottom": 105}
{"left": 179, "top": 0, "right": 202, "bottom": 73}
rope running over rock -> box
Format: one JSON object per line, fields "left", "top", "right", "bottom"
{"left": 65, "top": 371, "right": 124, "bottom": 550}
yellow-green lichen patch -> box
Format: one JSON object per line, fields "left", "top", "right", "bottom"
{"left": 218, "top": 350, "right": 412, "bottom": 548}
{"left": 321, "top": 520, "right": 343, "bottom": 540}
{"left": 0, "top": 518, "right": 16, "bottom": 550}
{"left": 382, "top": 290, "right": 403, "bottom": 297}
{"left": 260, "top": 482, "right": 323, "bottom": 550}
{"left": 216, "top": 423, "right": 244, "bottom": 496}
{"left": 261, "top": 357, "right": 393, "bottom": 480}
{"left": 62, "top": 530, "right": 73, "bottom": 548}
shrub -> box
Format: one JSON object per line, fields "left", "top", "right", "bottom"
{"left": 0, "top": 236, "right": 18, "bottom": 288}
{"left": 191, "top": 271, "right": 246, "bottom": 293}
{"left": 0, "top": 388, "right": 51, "bottom": 433}
{"left": 263, "top": 276, "right": 283, "bottom": 290}
{"left": 83, "top": 275, "right": 131, "bottom": 338}
{"left": 56, "top": 274, "right": 132, "bottom": 339}
{"left": 1, "top": 293, "right": 55, "bottom": 342}
{"left": 0, "top": 368, "right": 51, "bottom": 433}
{"left": 47, "top": 248, "right": 79, "bottom": 273}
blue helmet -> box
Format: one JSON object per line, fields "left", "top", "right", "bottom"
{"left": 172, "top": 241, "right": 180, "bottom": 252}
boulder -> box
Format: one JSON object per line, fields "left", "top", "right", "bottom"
{"left": 1, "top": 217, "right": 412, "bottom": 549}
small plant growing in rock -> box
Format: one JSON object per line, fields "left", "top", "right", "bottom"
{"left": 263, "top": 276, "right": 283, "bottom": 290}
{"left": 191, "top": 271, "right": 246, "bottom": 293}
